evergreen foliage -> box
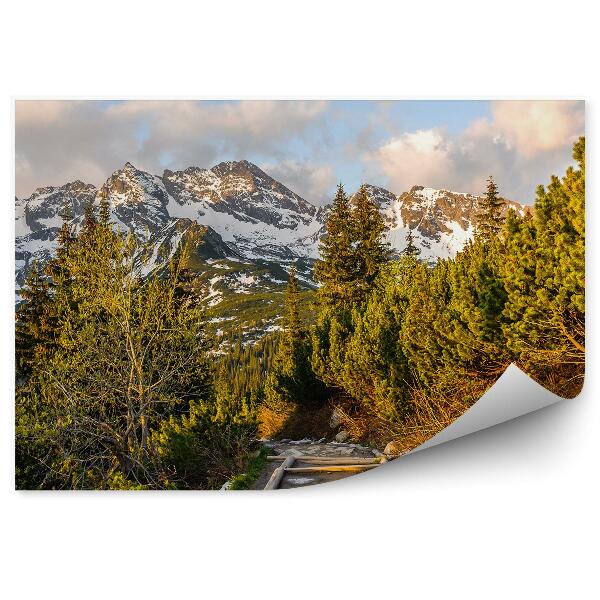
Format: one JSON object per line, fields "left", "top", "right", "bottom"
{"left": 341, "top": 259, "right": 416, "bottom": 420}
{"left": 307, "top": 141, "right": 584, "bottom": 446}
{"left": 98, "top": 194, "right": 111, "bottom": 226}
{"left": 263, "top": 267, "right": 326, "bottom": 417}
{"left": 15, "top": 138, "right": 586, "bottom": 479}
{"left": 314, "top": 184, "right": 355, "bottom": 309}
{"left": 350, "top": 185, "right": 391, "bottom": 304}
{"left": 155, "top": 396, "right": 256, "bottom": 489}
{"left": 501, "top": 137, "right": 585, "bottom": 394}
{"left": 15, "top": 207, "right": 253, "bottom": 489}
{"left": 311, "top": 184, "right": 391, "bottom": 387}
{"left": 476, "top": 175, "right": 506, "bottom": 240}
{"left": 402, "top": 229, "right": 421, "bottom": 258}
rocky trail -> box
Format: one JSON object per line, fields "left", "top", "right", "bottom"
{"left": 250, "top": 439, "right": 389, "bottom": 490}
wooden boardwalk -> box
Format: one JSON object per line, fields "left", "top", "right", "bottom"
{"left": 263, "top": 454, "right": 387, "bottom": 490}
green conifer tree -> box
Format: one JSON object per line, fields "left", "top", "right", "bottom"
{"left": 350, "top": 185, "right": 391, "bottom": 304}
{"left": 99, "top": 194, "right": 111, "bottom": 227}
{"left": 284, "top": 265, "right": 302, "bottom": 345}
{"left": 314, "top": 183, "right": 355, "bottom": 309}
{"left": 341, "top": 259, "right": 415, "bottom": 420}
{"left": 264, "top": 267, "right": 325, "bottom": 416}
{"left": 15, "top": 262, "right": 55, "bottom": 379}
{"left": 502, "top": 137, "right": 585, "bottom": 396}
{"left": 476, "top": 176, "right": 505, "bottom": 240}
{"left": 402, "top": 229, "right": 421, "bottom": 258}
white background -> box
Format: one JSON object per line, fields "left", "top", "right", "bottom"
{"left": 1, "top": 1, "right": 597, "bottom": 598}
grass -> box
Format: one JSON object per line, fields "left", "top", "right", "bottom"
{"left": 228, "top": 445, "right": 270, "bottom": 490}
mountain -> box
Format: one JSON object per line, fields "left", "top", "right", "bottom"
{"left": 15, "top": 180, "right": 97, "bottom": 289}
{"left": 353, "top": 184, "right": 529, "bottom": 261}
{"left": 97, "top": 162, "right": 172, "bottom": 239}
{"left": 163, "top": 160, "right": 325, "bottom": 260}
{"left": 15, "top": 160, "right": 530, "bottom": 321}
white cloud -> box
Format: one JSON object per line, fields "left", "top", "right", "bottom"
{"left": 15, "top": 100, "right": 584, "bottom": 204}
{"left": 363, "top": 101, "right": 584, "bottom": 202}
{"left": 488, "top": 100, "right": 584, "bottom": 157}
{"left": 365, "top": 129, "right": 455, "bottom": 191}
{"left": 15, "top": 100, "right": 329, "bottom": 197}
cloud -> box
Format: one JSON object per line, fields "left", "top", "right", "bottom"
{"left": 365, "top": 129, "right": 455, "bottom": 191}
{"left": 15, "top": 101, "right": 141, "bottom": 196}
{"left": 15, "top": 100, "right": 584, "bottom": 205}
{"left": 260, "top": 159, "right": 336, "bottom": 205}
{"left": 363, "top": 101, "right": 584, "bottom": 202}
{"left": 488, "top": 100, "right": 584, "bottom": 157}
{"left": 15, "top": 100, "right": 329, "bottom": 197}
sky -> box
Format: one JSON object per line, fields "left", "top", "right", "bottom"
{"left": 15, "top": 100, "right": 584, "bottom": 205}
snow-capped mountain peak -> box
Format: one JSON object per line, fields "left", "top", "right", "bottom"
{"left": 15, "top": 160, "right": 530, "bottom": 299}
{"left": 163, "top": 160, "right": 323, "bottom": 259}
{"left": 97, "top": 162, "right": 171, "bottom": 238}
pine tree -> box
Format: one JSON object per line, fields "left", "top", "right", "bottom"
{"left": 477, "top": 239, "right": 508, "bottom": 344}
{"left": 402, "top": 241, "right": 511, "bottom": 395}
{"left": 15, "top": 262, "right": 55, "bottom": 379}
{"left": 263, "top": 266, "right": 326, "bottom": 425}
{"left": 350, "top": 185, "right": 391, "bottom": 304}
{"left": 99, "top": 194, "right": 111, "bottom": 227}
{"left": 82, "top": 200, "right": 98, "bottom": 237}
{"left": 314, "top": 184, "right": 355, "bottom": 309}
{"left": 476, "top": 176, "right": 505, "bottom": 240}
{"left": 502, "top": 137, "right": 585, "bottom": 397}
{"left": 16, "top": 200, "right": 77, "bottom": 380}
{"left": 284, "top": 266, "right": 302, "bottom": 345}
{"left": 341, "top": 260, "right": 415, "bottom": 420}
{"left": 402, "top": 229, "right": 421, "bottom": 258}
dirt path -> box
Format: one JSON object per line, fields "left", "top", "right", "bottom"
{"left": 251, "top": 438, "right": 384, "bottom": 490}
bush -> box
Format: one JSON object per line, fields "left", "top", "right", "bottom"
{"left": 155, "top": 399, "right": 256, "bottom": 489}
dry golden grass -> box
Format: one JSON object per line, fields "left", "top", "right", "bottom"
{"left": 257, "top": 402, "right": 296, "bottom": 439}
{"left": 518, "top": 362, "right": 584, "bottom": 399}
{"left": 335, "top": 377, "right": 497, "bottom": 453}
{"left": 257, "top": 401, "right": 333, "bottom": 440}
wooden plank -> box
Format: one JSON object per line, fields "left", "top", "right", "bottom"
{"left": 264, "top": 456, "right": 296, "bottom": 490}
{"left": 267, "top": 456, "right": 382, "bottom": 465}
{"left": 295, "top": 457, "right": 382, "bottom": 465}
{"left": 284, "top": 464, "right": 381, "bottom": 474}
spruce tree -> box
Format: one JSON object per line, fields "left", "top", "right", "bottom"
{"left": 99, "top": 194, "right": 111, "bottom": 227}
{"left": 350, "top": 185, "right": 391, "bottom": 304}
{"left": 314, "top": 184, "right": 355, "bottom": 309}
{"left": 402, "top": 229, "right": 421, "bottom": 258}
{"left": 284, "top": 265, "right": 302, "bottom": 346}
{"left": 15, "top": 262, "right": 55, "bottom": 379}
{"left": 312, "top": 184, "right": 390, "bottom": 388}
{"left": 17, "top": 201, "right": 77, "bottom": 380}
{"left": 476, "top": 176, "right": 505, "bottom": 240}
{"left": 82, "top": 200, "right": 98, "bottom": 238}
{"left": 264, "top": 266, "right": 325, "bottom": 419}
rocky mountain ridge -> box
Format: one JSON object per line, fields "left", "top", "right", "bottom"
{"left": 15, "top": 160, "right": 529, "bottom": 299}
